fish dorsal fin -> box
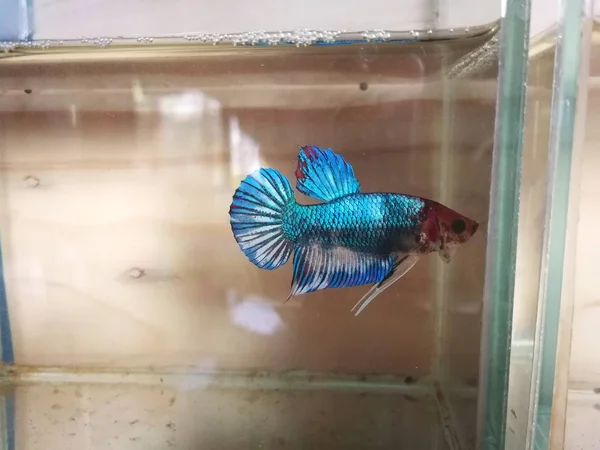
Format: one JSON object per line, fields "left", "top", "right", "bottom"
{"left": 295, "top": 145, "right": 361, "bottom": 202}
{"left": 287, "top": 244, "right": 396, "bottom": 298}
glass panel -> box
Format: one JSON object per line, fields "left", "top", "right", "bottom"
{"left": 0, "top": 26, "right": 501, "bottom": 450}
{"left": 504, "top": 27, "right": 556, "bottom": 449}
{"left": 528, "top": 0, "right": 591, "bottom": 447}
{"left": 529, "top": 0, "right": 593, "bottom": 448}
{"left": 0, "top": 2, "right": 558, "bottom": 450}
{"left": 474, "top": 0, "right": 533, "bottom": 448}
{"left": 436, "top": 28, "right": 499, "bottom": 450}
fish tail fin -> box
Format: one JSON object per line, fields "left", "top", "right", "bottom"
{"left": 229, "top": 168, "right": 296, "bottom": 270}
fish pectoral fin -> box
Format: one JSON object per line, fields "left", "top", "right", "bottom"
{"left": 351, "top": 254, "right": 420, "bottom": 316}
{"left": 295, "top": 145, "right": 361, "bottom": 202}
{"left": 437, "top": 246, "right": 457, "bottom": 264}
{"left": 288, "top": 244, "right": 397, "bottom": 298}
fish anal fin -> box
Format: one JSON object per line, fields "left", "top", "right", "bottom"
{"left": 288, "top": 245, "right": 396, "bottom": 298}
{"left": 295, "top": 145, "right": 361, "bottom": 202}
{"left": 351, "top": 254, "right": 420, "bottom": 316}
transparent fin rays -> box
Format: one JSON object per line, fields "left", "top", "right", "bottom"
{"left": 351, "top": 254, "right": 420, "bottom": 316}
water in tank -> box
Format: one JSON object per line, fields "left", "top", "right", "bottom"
{"left": 0, "top": 0, "right": 541, "bottom": 449}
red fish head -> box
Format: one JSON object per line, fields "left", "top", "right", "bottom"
{"left": 420, "top": 200, "right": 479, "bottom": 263}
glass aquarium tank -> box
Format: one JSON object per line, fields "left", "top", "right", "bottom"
{"left": 0, "top": 0, "right": 589, "bottom": 448}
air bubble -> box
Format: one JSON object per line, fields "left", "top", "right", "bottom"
{"left": 0, "top": 42, "right": 16, "bottom": 53}
{"left": 78, "top": 37, "right": 112, "bottom": 48}
{"left": 362, "top": 30, "right": 391, "bottom": 42}
{"left": 90, "top": 37, "right": 113, "bottom": 48}
{"left": 0, "top": 39, "right": 63, "bottom": 53}
{"left": 210, "top": 29, "right": 345, "bottom": 47}
{"left": 0, "top": 25, "right": 485, "bottom": 53}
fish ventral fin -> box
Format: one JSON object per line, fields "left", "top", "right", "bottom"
{"left": 351, "top": 254, "right": 420, "bottom": 316}
{"left": 287, "top": 245, "right": 397, "bottom": 298}
{"left": 295, "top": 145, "right": 361, "bottom": 202}
{"left": 229, "top": 168, "right": 295, "bottom": 270}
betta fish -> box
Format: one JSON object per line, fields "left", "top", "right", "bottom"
{"left": 229, "top": 145, "right": 479, "bottom": 315}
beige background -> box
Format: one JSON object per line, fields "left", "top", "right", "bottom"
{"left": 0, "top": 36, "right": 493, "bottom": 378}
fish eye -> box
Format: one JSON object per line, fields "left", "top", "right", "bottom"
{"left": 451, "top": 219, "right": 466, "bottom": 234}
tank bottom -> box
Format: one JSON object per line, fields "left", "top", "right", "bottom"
{"left": 0, "top": 369, "right": 476, "bottom": 449}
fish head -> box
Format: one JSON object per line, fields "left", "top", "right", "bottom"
{"left": 421, "top": 201, "right": 479, "bottom": 263}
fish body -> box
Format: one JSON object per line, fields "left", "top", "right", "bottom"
{"left": 283, "top": 193, "right": 425, "bottom": 254}
{"left": 229, "top": 145, "right": 479, "bottom": 315}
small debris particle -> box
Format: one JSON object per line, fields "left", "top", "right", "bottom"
{"left": 24, "top": 89, "right": 32, "bottom": 94}
{"left": 404, "top": 376, "right": 416, "bottom": 384}
{"left": 128, "top": 268, "right": 145, "bottom": 279}
{"left": 359, "top": 82, "right": 368, "bottom": 91}
{"left": 24, "top": 176, "right": 40, "bottom": 188}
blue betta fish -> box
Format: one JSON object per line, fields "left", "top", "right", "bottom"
{"left": 229, "top": 145, "right": 479, "bottom": 315}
